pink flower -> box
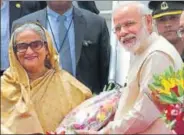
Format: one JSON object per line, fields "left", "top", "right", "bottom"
{"left": 165, "top": 104, "right": 182, "bottom": 121}
{"left": 174, "top": 113, "right": 184, "bottom": 134}
{"left": 73, "top": 123, "right": 85, "bottom": 129}
{"left": 88, "top": 117, "right": 96, "bottom": 123}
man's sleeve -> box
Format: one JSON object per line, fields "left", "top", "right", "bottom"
{"left": 100, "top": 52, "right": 174, "bottom": 134}
{"left": 11, "top": 19, "right": 23, "bottom": 34}
{"left": 99, "top": 18, "right": 110, "bottom": 90}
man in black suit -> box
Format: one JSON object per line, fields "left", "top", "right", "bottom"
{"left": 9, "top": 1, "right": 46, "bottom": 28}
{"left": 12, "top": 1, "right": 110, "bottom": 94}
{"left": 77, "top": 1, "right": 99, "bottom": 14}
{"left": 1, "top": 1, "right": 46, "bottom": 76}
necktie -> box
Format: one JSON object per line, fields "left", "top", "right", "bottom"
{"left": 58, "top": 15, "right": 73, "bottom": 74}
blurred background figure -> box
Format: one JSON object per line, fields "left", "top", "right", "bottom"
{"left": 149, "top": 1, "right": 184, "bottom": 60}
{"left": 1, "top": 0, "right": 46, "bottom": 76}
{"left": 179, "top": 10, "right": 184, "bottom": 61}
{"left": 77, "top": 1, "right": 99, "bottom": 14}
{"left": 72, "top": 1, "right": 99, "bottom": 14}
{"left": 179, "top": 11, "right": 184, "bottom": 40}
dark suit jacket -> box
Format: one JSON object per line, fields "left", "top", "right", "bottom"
{"left": 77, "top": 1, "right": 99, "bottom": 14}
{"left": 12, "top": 7, "right": 110, "bottom": 94}
{"left": 9, "top": 1, "right": 46, "bottom": 31}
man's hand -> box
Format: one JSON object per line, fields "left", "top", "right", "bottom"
{"left": 1, "top": 124, "right": 14, "bottom": 134}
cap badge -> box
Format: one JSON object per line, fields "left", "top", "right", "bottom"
{"left": 16, "top": 3, "right": 21, "bottom": 8}
{"left": 161, "top": 2, "right": 169, "bottom": 10}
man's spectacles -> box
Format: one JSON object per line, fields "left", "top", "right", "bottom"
{"left": 14, "top": 40, "right": 47, "bottom": 53}
{"left": 177, "top": 27, "right": 184, "bottom": 38}
{"left": 112, "top": 20, "right": 137, "bottom": 33}
{"left": 112, "top": 16, "right": 147, "bottom": 33}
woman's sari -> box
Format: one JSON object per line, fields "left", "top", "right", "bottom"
{"left": 1, "top": 28, "right": 92, "bottom": 134}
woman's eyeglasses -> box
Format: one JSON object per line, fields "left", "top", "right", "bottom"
{"left": 14, "top": 40, "right": 47, "bottom": 53}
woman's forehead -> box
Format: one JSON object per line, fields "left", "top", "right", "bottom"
{"left": 15, "top": 30, "right": 42, "bottom": 43}
{"left": 16, "top": 30, "right": 41, "bottom": 38}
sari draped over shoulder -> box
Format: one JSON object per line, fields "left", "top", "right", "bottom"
{"left": 1, "top": 29, "right": 92, "bottom": 134}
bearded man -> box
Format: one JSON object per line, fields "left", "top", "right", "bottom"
{"left": 77, "top": 1, "right": 183, "bottom": 134}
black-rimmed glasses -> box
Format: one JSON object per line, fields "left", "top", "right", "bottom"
{"left": 112, "top": 21, "right": 137, "bottom": 33}
{"left": 112, "top": 16, "right": 146, "bottom": 33}
{"left": 14, "top": 40, "right": 47, "bottom": 53}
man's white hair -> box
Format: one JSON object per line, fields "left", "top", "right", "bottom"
{"left": 113, "top": 1, "right": 151, "bottom": 16}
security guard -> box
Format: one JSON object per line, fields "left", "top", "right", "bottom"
{"left": 179, "top": 11, "right": 184, "bottom": 61}
{"left": 149, "top": 1, "right": 184, "bottom": 61}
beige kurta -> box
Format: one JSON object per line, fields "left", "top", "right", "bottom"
{"left": 101, "top": 32, "right": 183, "bottom": 134}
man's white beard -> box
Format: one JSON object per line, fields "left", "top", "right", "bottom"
{"left": 119, "top": 20, "right": 150, "bottom": 54}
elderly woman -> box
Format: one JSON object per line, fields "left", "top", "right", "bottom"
{"left": 1, "top": 23, "right": 92, "bottom": 134}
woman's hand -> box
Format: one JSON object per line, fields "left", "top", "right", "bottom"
{"left": 76, "top": 128, "right": 110, "bottom": 134}
{"left": 75, "top": 130, "right": 99, "bottom": 134}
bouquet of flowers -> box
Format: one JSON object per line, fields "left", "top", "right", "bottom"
{"left": 46, "top": 86, "right": 122, "bottom": 134}
{"left": 148, "top": 66, "right": 184, "bottom": 132}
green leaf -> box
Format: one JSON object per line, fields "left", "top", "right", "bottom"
{"left": 169, "top": 66, "right": 174, "bottom": 75}
{"left": 103, "top": 85, "right": 107, "bottom": 92}
{"left": 159, "top": 94, "right": 178, "bottom": 104}
{"left": 108, "top": 83, "right": 113, "bottom": 91}
{"left": 164, "top": 69, "right": 170, "bottom": 78}
{"left": 167, "top": 120, "right": 176, "bottom": 130}
{"left": 152, "top": 81, "right": 162, "bottom": 87}
{"left": 93, "top": 93, "right": 97, "bottom": 96}
{"left": 171, "top": 91, "right": 178, "bottom": 100}
{"left": 160, "top": 113, "right": 166, "bottom": 120}
{"left": 178, "top": 85, "right": 184, "bottom": 96}
{"left": 153, "top": 74, "right": 160, "bottom": 81}
{"left": 148, "top": 84, "right": 156, "bottom": 91}
{"left": 177, "top": 96, "right": 184, "bottom": 103}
